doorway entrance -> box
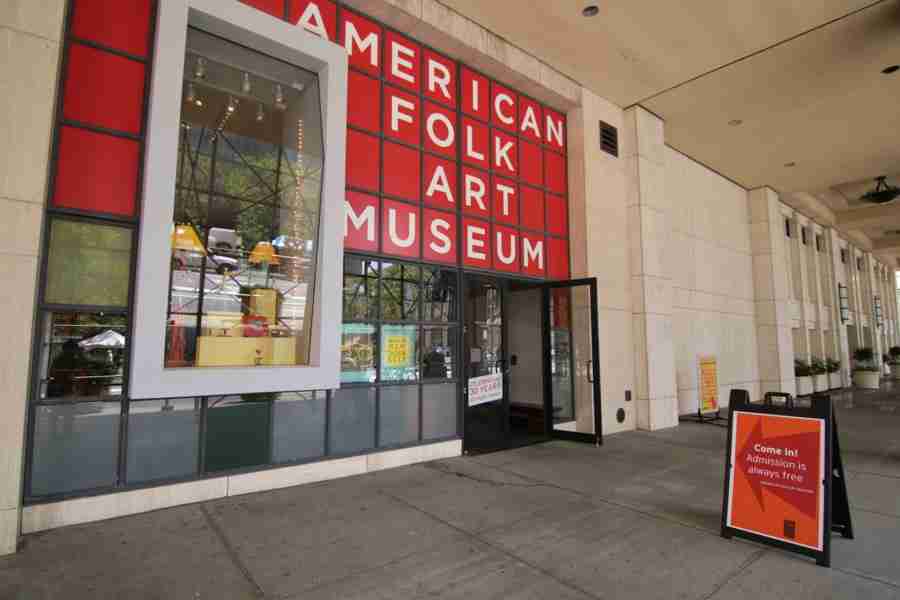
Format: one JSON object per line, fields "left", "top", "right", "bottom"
{"left": 462, "top": 275, "right": 601, "bottom": 454}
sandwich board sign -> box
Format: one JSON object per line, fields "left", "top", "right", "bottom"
{"left": 721, "top": 391, "right": 853, "bottom": 567}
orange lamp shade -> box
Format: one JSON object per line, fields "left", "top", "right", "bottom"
{"left": 171, "top": 224, "right": 205, "bottom": 253}
{"left": 249, "top": 241, "right": 281, "bottom": 265}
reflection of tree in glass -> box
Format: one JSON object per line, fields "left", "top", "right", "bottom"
{"left": 381, "top": 264, "right": 420, "bottom": 321}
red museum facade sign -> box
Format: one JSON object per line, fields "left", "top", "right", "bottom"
{"left": 242, "top": 0, "right": 570, "bottom": 279}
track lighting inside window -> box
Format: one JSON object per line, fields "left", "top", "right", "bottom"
{"left": 242, "top": 72, "right": 252, "bottom": 95}
{"left": 274, "top": 84, "right": 287, "bottom": 111}
{"left": 194, "top": 57, "right": 206, "bottom": 80}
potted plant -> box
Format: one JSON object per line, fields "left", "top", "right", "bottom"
{"left": 889, "top": 347, "right": 900, "bottom": 380}
{"left": 795, "top": 359, "right": 813, "bottom": 396}
{"left": 883, "top": 354, "right": 892, "bottom": 377}
{"left": 852, "top": 347, "right": 881, "bottom": 390}
{"left": 826, "top": 358, "right": 843, "bottom": 389}
{"left": 810, "top": 357, "right": 829, "bottom": 393}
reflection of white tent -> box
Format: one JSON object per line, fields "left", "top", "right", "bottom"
{"left": 78, "top": 330, "right": 126, "bottom": 350}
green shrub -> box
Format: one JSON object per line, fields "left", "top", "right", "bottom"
{"left": 794, "top": 359, "right": 812, "bottom": 377}
{"left": 809, "top": 357, "right": 827, "bottom": 375}
{"left": 826, "top": 358, "right": 841, "bottom": 373}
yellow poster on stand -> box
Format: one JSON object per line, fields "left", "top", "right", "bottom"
{"left": 699, "top": 356, "right": 718, "bottom": 414}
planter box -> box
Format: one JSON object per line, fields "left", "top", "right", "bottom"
{"left": 813, "top": 374, "right": 829, "bottom": 393}
{"left": 891, "top": 367, "right": 900, "bottom": 381}
{"left": 854, "top": 370, "right": 881, "bottom": 390}
{"left": 796, "top": 376, "right": 813, "bottom": 396}
{"left": 829, "top": 372, "right": 843, "bottom": 389}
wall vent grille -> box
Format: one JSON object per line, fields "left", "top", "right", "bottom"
{"left": 599, "top": 121, "right": 618, "bottom": 157}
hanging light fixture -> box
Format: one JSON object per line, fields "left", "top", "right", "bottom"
{"left": 274, "top": 84, "right": 287, "bottom": 111}
{"left": 185, "top": 82, "right": 196, "bottom": 104}
{"left": 256, "top": 103, "right": 265, "bottom": 122}
{"left": 242, "top": 72, "right": 252, "bottom": 95}
{"left": 227, "top": 96, "right": 238, "bottom": 113}
{"left": 860, "top": 176, "right": 900, "bottom": 204}
{"left": 194, "top": 56, "right": 206, "bottom": 80}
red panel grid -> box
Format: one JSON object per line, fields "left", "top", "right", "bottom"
{"left": 383, "top": 85, "right": 420, "bottom": 146}
{"left": 239, "top": 0, "right": 283, "bottom": 19}
{"left": 347, "top": 70, "right": 380, "bottom": 132}
{"left": 491, "top": 82, "right": 518, "bottom": 132}
{"left": 460, "top": 68, "right": 489, "bottom": 121}
{"left": 63, "top": 43, "right": 146, "bottom": 135}
{"left": 383, "top": 141, "right": 420, "bottom": 202}
{"left": 548, "top": 236, "right": 570, "bottom": 280}
{"left": 546, "top": 193, "right": 568, "bottom": 237}
{"left": 384, "top": 31, "right": 420, "bottom": 92}
{"left": 53, "top": 126, "right": 140, "bottom": 217}
{"left": 423, "top": 209, "right": 457, "bottom": 264}
{"left": 340, "top": 9, "right": 382, "bottom": 74}
{"left": 290, "top": 0, "right": 337, "bottom": 40}
{"left": 520, "top": 185, "right": 545, "bottom": 232}
{"left": 493, "top": 225, "right": 520, "bottom": 274}
{"left": 461, "top": 167, "right": 489, "bottom": 219}
{"left": 423, "top": 155, "right": 457, "bottom": 210}
{"left": 382, "top": 199, "right": 420, "bottom": 258}
{"left": 492, "top": 177, "right": 518, "bottom": 226}
{"left": 344, "top": 191, "right": 380, "bottom": 253}
{"left": 423, "top": 101, "right": 457, "bottom": 159}
{"left": 72, "top": 0, "right": 154, "bottom": 58}
{"left": 462, "top": 218, "right": 491, "bottom": 269}
{"left": 422, "top": 49, "right": 457, "bottom": 107}
{"left": 346, "top": 130, "right": 380, "bottom": 192}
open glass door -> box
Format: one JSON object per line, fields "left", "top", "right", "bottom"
{"left": 542, "top": 279, "right": 602, "bottom": 445}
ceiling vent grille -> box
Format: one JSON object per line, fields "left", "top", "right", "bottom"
{"left": 599, "top": 121, "right": 618, "bottom": 157}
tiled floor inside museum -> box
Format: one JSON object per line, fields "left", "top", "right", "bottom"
{"left": 2, "top": 385, "right": 899, "bottom": 599}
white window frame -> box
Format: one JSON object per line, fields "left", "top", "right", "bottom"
{"left": 130, "top": 0, "right": 347, "bottom": 398}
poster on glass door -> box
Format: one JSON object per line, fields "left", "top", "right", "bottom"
{"left": 468, "top": 373, "right": 503, "bottom": 406}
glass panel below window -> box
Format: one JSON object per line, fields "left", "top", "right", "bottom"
{"left": 30, "top": 402, "right": 121, "bottom": 496}
{"left": 126, "top": 398, "right": 200, "bottom": 484}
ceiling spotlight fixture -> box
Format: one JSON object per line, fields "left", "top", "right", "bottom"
{"left": 582, "top": 5, "right": 599, "bottom": 17}
{"left": 194, "top": 57, "right": 206, "bottom": 80}
{"left": 256, "top": 103, "right": 265, "bottom": 122}
{"left": 784, "top": 162, "right": 796, "bottom": 167}
{"left": 242, "top": 72, "right": 252, "bottom": 94}
{"left": 860, "top": 176, "right": 900, "bottom": 204}
{"left": 728, "top": 119, "right": 743, "bottom": 126}
{"left": 882, "top": 65, "right": 899, "bottom": 75}
{"left": 274, "top": 84, "right": 287, "bottom": 111}
{"left": 227, "top": 96, "right": 238, "bottom": 113}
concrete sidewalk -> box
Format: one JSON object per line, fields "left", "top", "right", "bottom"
{"left": 2, "top": 387, "right": 899, "bottom": 599}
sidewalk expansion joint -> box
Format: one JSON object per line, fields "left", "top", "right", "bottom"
{"left": 200, "top": 504, "right": 267, "bottom": 599}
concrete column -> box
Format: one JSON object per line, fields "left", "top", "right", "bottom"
{"left": 828, "top": 230, "right": 851, "bottom": 386}
{"left": 0, "top": 0, "right": 66, "bottom": 555}
{"left": 622, "top": 107, "right": 676, "bottom": 430}
{"left": 750, "top": 188, "right": 796, "bottom": 396}
{"left": 567, "top": 89, "right": 636, "bottom": 434}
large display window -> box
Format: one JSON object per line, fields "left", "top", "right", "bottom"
{"left": 131, "top": 0, "right": 347, "bottom": 398}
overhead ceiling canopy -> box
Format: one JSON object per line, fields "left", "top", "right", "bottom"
{"left": 440, "top": 0, "right": 900, "bottom": 263}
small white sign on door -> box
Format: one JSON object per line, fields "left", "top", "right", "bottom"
{"left": 468, "top": 373, "right": 503, "bottom": 406}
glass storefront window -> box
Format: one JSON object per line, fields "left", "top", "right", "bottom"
{"left": 380, "top": 324, "right": 419, "bottom": 382}
{"left": 343, "top": 257, "right": 379, "bottom": 320}
{"left": 381, "top": 263, "right": 420, "bottom": 321}
{"left": 379, "top": 386, "right": 419, "bottom": 447}
{"left": 422, "top": 326, "right": 457, "bottom": 381}
{"left": 166, "top": 28, "right": 323, "bottom": 369}
{"left": 38, "top": 312, "right": 128, "bottom": 401}
{"left": 423, "top": 267, "right": 457, "bottom": 322}
{"left": 44, "top": 219, "right": 132, "bottom": 307}
{"left": 341, "top": 323, "right": 377, "bottom": 383}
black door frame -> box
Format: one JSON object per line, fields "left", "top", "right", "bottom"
{"left": 461, "top": 273, "right": 603, "bottom": 452}
{"left": 540, "top": 278, "right": 603, "bottom": 446}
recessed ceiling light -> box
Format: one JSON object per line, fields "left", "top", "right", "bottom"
{"left": 883, "top": 65, "right": 899, "bottom": 74}
{"left": 582, "top": 5, "right": 599, "bottom": 17}
{"left": 728, "top": 119, "right": 743, "bottom": 126}
{"left": 784, "top": 162, "right": 796, "bottom": 168}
